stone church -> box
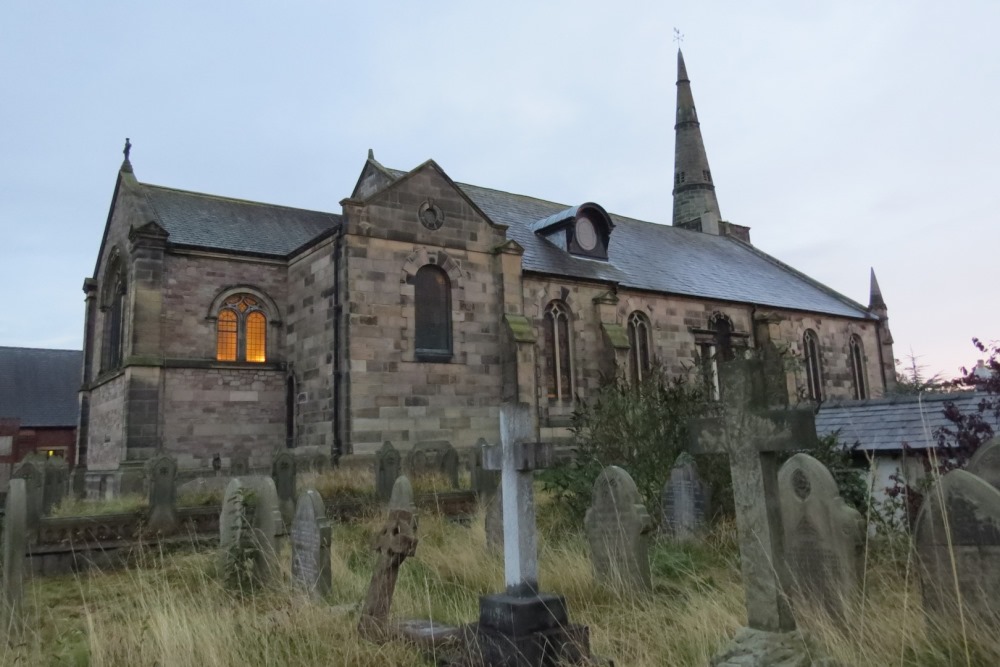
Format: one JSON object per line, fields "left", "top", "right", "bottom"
{"left": 77, "top": 51, "right": 896, "bottom": 496}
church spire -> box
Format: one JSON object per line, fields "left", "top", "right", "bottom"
{"left": 868, "top": 267, "right": 886, "bottom": 309}
{"left": 672, "top": 50, "right": 722, "bottom": 234}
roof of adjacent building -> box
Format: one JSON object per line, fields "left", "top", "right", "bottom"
{"left": 0, "top": 347, "right": 83, "bottom": 428}
{"left": 816, "top": 392, "right": 995, "bottom": 452}
{"left": 141, "top": 184, "right": 342, "bottom": 258}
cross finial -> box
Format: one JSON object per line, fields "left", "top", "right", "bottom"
{"left": 123, "top": 138, "right": 132, "bottom": 160}
{"left": 673, "top": 27, "right": 684, "bottom": 47}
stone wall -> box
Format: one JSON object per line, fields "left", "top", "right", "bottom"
{"left": 160, "top": 367, "right": 286, "bottom": 469}
{"left": 86, "top": 374, "right": 126, "bottom": 471}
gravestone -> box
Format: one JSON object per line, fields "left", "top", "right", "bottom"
{"left": 218, "top": 476, "right": 282, "bottom": 586}
{"left": 11, "top": 457, "right": 43, "bottom": 527}
{"left": 405, "top": 440, "right": 459, "bottom": 489}
{"left": 485, "top": 485, "right": 504, "bottom": 551}
{"left": 472, "top": 438, "right": 500, "bottom": 498}
{"left": 359, "top": 475, "right": 419, "bottom": 641}
{"left": 1, "top": 478, "right": 28, "bottom": 633}
{"left": 915, "top": 468, "right": 1000, "bottom": 620}
{"left": 230, "top": 451, "right": 250, "bottom": 476}
{"left": 661, "top": 453, "right": 711, "bottom": 541}
{"left": 967, "top": 437, "right": 1000, "bottom": 491}
{"left": 272, "top": 450, "right": 297, "bottom": 529}
{"left": 291, "top": 488, "right": 332, "bottom": 598}
{"left": 585, "top": 466, "right": 653, "bottom": 592}
{"left": 42, "top": 456, "right": 70, "bottom": 515}
{"left": 375, "top": 441, "right": 401, "bottom": 503}
{"left": 146, "top": 454, "right": 179, "bottom": 534}
{"left": 778, "top": 453, "right": 864, "bottom": 620}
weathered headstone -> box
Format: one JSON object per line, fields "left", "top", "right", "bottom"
{"left": 42, "top": 456, "right": 70, "bottom": 515}
{"left": 778, "top": 453, "right": 864, "bottom": 620}
{"left": 291, "top": 488, "right": 332, "bottom": 598}
{"left": 472, "top": 438, "right": 501, "bottom": 498}
{"left": 1, "top": 478, "right": 28, "bottom": 633}
{"left": 146, "top": 454, "right": 179, "bottom": 534}
{"left": 359, "top": 475, "right": 418, "bottom": 641}
{"left": 915, "top": 468, "right": 1000, "bottom": 620}
{"left": 230, "top": 451, "right": 250, "bottom": 476}
{"left": 405, "top": 440, "right": 459, "bottom": 489}
{"left": 375, "top": 441, "right": 401, "bottom": 503}
{"left": 585, "top": 465, "right": 654, "bottom": 592}
{"left": 218, "top": 476, "right": 282, "bottom": 587}
{"left": 967, "top": 436, "right": 1000, "bottom": 491}
{"left": 11, "top": 457, "right": 43, "bottom": 527}
{"left": 272, "top": 450, "right": 297, "bottom": 529}
{"left": 661, "top": 453, "right": 711, "bottom": 541}
{"left": 484, "top": 485, "right": 504, "bottom": 551}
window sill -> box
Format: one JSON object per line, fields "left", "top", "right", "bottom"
{"left": 415, "top": 350, "right": 453, "bottom": 363}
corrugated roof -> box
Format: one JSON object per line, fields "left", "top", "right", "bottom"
{"left": 0, "top": 347, "right": 83, "bottom": 428}
{"left": 141, "top": 184, "right": 341, "bottom": 257}
{"left": 384, "top": 168, "right": 871, "bottom": 319}
{"left": 816, "top": 392, "right": 995, "bottom": 452}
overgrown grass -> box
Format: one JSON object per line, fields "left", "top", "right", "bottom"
{"left": 7, "top": 492, "right": 1000, "bottom": 666}
{"left": 49, "top": 493, "right": 148, "bottom": 518}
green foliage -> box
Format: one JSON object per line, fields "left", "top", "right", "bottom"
{"left": 540, "top": 362, "right": 707, "bottom": 520}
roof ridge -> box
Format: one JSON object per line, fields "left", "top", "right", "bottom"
{"left": 0, "top": 346, "right": 82, "bottom": 354}
{"left": 820, "top": 390, "right": 979, "bottom": 409}
{"left": 141, "top": 182, "right": 339, "bottom": 218}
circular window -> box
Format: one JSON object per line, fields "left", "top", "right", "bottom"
{"left": 418, "top": 200, "right": 444, "bottom": 230}
{"left": 575, "top": 216, "right": 598, "bottom": 251}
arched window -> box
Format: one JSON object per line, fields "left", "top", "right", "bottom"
{"left": 803, "top": 329, "right": 823, "bottom": 400}
{"left": 699, "top": 314, "right": 734, "bottom": 401}
{"left": 100, "top": 257, "right": 126, "bottom": 373}
{"left": 544, "top": 301, "right": 574, "bottom": 402}
{"left": 849, "top": 335, "right": 868, "bottom": 400}
{"left": 216, "top": 294, "right": 267, "bottom": 362}
{"left": 627, "top": 311, "right": 652, "bottom": 384}
{"left": 414, "top": 265, "right": 452, "bottom": 360}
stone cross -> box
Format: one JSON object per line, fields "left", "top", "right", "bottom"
{"left": 147, "top": 454, "right": 179, "bottom": 535}
{"left": 2, "top": 478, "right": 28, "bottom": 634}
{"left": 359, "top": 475, "right": 418, "bottom": 642}
{"left": 688, "top": 404, "right": 817, "bottom": 632}
{"left": 291, "top": 488, "right": 332, "bottom": 598}
{"left": 482, "top": 402, "right": 554, "bottom": 596}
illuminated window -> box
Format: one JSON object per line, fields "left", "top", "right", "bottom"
{"left": 803, "top": 329, "right": 823, "bottom": 401}
{"left": 544, "top": 300, "right": 574, "bottom": 402}
{"left": 215, "top": 294, "right": 267, "bottom": 362}
{"left": 414, "top": 265, "right": 452, "bottom": 360}
{"left": 627, "top": 311, "right": 652, "bottom": 384}
{"left": 849, "top": 335, "right": 868, "bottom": 400}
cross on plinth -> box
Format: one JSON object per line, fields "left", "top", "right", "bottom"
{"left": 689, "top": 404, "right": 818, "bottom": 633}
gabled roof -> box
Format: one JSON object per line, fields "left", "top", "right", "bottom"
{"left": 140, "top": 184, "right": 341, "bottom": 258}
{"left": 816, "top": 392, "right": 995, "bottom": 452}
{"left": 386, "top": 168, "right": 872, "bottom": 319}
{"left": 0, "top": 347, "right": 83, "bottom": 428}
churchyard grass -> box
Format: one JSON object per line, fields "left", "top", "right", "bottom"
{"left": 5, "top": 489, "right": 1000, "bottom": 666}
{"left": 48, "top": 493, "right": 148, "bottom": 518}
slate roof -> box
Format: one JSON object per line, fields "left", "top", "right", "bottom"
{"left": 141, "top": 184, "right": 341, "bottom": 258}
{"left": 0, "top": 347, "right": 83, "bottom": 428}
{"left": 385, "top": 168, "right": 872, "bottom": 319}
{"left": 816, "top": 392, "right": 995, "bottom": 452}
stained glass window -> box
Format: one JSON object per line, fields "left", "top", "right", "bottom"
{"left": 215, "top": 294, "right": 266, "bottom": 362}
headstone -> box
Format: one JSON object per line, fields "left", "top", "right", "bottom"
{"left": 661, "top": 453, "right": 711, "bottom": 541}
{"left": 291, "top": 488, "right": 332, "bottom": 598}
{"left": 915, "top": 468, "right": 1000, "bottom": 620}
{"left": 470, "top": 403, "right": 594, "bottom": 666}
{"left": 218, "top": 476, "right": 282, "bottom": 587}
{"left": 1, "top": 478, "right": 27, "bottom": 633}
{"left": 41, "top": 456, "right": 70, "bottom": 515}
{"left": 585, "top": 466, "right": 654, "bottom": 591}
{"left": 375, "top": 441, "right": 401, "bottom": 503}
{"left": 359, "top": 475, "right": 419, "bottom": 641}
{"left": 146, "top": 454, "right": 179, "bottom": 534}
{"left": 473, "top": 438, "right": 501, "bottom": 498}
{"left": 405, "top": 440, "right": 459, "bottom": 489}
{"left": 11, "top": 457, "right": 43, "bottom": 527}
{"left": 230, "top": 451, "right": 250, "bottom": 476}
{"left": 967, "top": 436, "right": 1000, "bottom": 491}
{"left": 484, "top": 485, "right": 504, "bottom": 551}
{"left": 272, "top": 450, "right": 297, "bottom": 529}
{"left": 778, "top": 453, "right": 864, "bottom": 620}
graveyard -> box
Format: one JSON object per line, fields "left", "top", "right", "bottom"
{"left": 4, "top": 420, "right": 1000, "bottom": 666}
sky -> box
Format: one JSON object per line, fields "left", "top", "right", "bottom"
{"left": 1, "top": 1, "right": 997, "bottom": 381}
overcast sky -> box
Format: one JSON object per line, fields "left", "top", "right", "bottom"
{"left": 2, "top": 2, "right": 997, "bottom": 381}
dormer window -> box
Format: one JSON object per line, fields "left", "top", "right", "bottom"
{"left": 530, "top": 202, "right": 614, "bottom": 261}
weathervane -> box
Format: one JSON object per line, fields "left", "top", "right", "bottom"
{"left": 673, "top": 27, "right": 684, "bottom": 47}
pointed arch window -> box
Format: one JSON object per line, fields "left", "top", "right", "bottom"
{"left": 544, "top": 301, "right": 574, "bottom": 402}
{"left": 100, "top": 257, "right": 126, "bottom": 373}
{"left": 849, "top": 335, "right": 868, "bottom": 400}
{"left": 803, "top": 329, "right": 823, "bottom": 401}
{"left": 414, "top": 265, "right": 452, "bottom": 361}
{"left": 699, "top": 314, "right": 734, "bottom": 401}
{"left": 216, "top": 294, "right": 267, "bottom": 362}
{"left": 627, "top": 311, "right": 652, "bottom": 384}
